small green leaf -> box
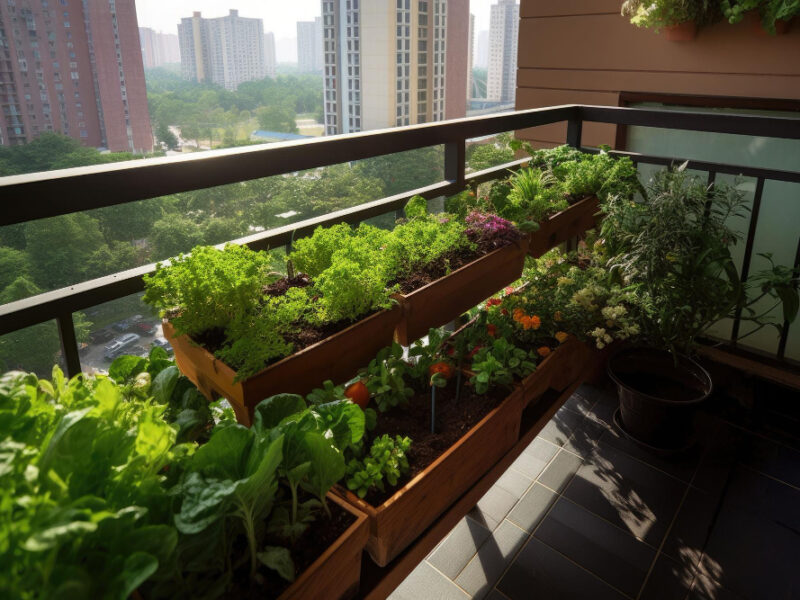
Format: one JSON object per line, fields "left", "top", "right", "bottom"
{"left": 109, "top": 355, "right": 147, "bottom": 384}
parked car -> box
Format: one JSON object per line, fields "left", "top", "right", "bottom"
{"left": 89, "top": 328, "right": 114, "bottom": 344}
{"left": 103, "top": 333, "right": 141, "bottom": 360}
{"left": 112, "top": 320, "right": 132, "bottom": 332}
{"left": 151, "top": 337, "right": 173, "bottom": 354}
{"left": 135, "top": 322, "right": 157, "bottom": 335}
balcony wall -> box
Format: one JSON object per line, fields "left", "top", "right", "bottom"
{"left": 515, "top": 0, "right": 800, "bottom": 147}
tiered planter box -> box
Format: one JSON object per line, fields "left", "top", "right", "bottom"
{"left": 278, "top": 493, "right": 369, "bottom": 600}
{"left": 334, "top": 382, "right": 527, "bottom": 566}
{"left": 164, "top": 305, "right": 402, "bottom": 425}
{"left": 394, "top": 238, "right": 529, "bottom": 345}
{"left": 334, "top": 337, "right": 589, "bottom": 566}
{"left": 528, "top": 195, "right": 600, "bottom": 258}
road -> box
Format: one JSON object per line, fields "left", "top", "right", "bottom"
{"left": 80, "top": 322, "right": 169, "bottom": 375}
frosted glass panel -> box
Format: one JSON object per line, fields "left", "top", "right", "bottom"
{"left": 625, "top": 103, "right": 800, "bottom": 360}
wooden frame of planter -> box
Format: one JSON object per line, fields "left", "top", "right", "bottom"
{"left": 164, "top": 305, "right": 402, "bottom": 426}
{"left": 333, "top": 381, "right": 527, "bottom": 566}
{"left": 278, "top": 493, "right": 369, "bottom": 600}
{"left": 394, "top": 238, "right": 529, "bottom": 345}
{"left": 528, "top": 195, "right": 600, "bottom": 258}
{"left": 521, "top": 337, "right": 593, "bottom": 402}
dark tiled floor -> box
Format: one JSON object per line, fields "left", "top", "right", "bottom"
{"left": 391, "top": 382, "right": 800, "bottom": 600}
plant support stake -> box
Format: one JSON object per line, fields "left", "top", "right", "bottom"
{"left": 430, "top": 386, "right": 436, "bottom": 434}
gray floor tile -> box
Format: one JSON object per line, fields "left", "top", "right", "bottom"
{"left": 506, "top": 483, "right": 557, "bottom": 533}
{"left": 563, "top": 389, "right": 596, "bottom": 414}
{"left": 497, "top": 538, "right": 627, "bottom": 600}
{"left": 701, "top": 468, "right": 800, "bottom": 599}
{"left": 510, "top": 437, "right": 558, "bottom": 480}
{"left": 562, "top": 440, "right": 687, "bottom": 546}
{"left": 494, "top": 468, "right": 533, "bottom": 499}
{"left": 469, "top": 484, "right": 521, "bottom": 531}
{"left": 639, "top": 553, "right": 696, "bottom": 600}
{"left": 389, "top": 560, "right": 470, "bottom": 600}
{"left": 455, "top": 519, "right": 529, "bottom": 599}
{"left": 740, "top": 433, "right": 800, "bottom": 489}
{"left": 483, "top": 590, "right": 511, "bottom": 600}
{"left": 534, "top": 498, "right": 656, "bottom": 597}
{"left": 428, "top": 516, "right": 492, "bottom": 580}
{"left": 688, "top": 571, "right": 745, "bottom": 600}
{"left": 537, "top": 448, "right": 583, "bottom": 493}
{"left": 539, "top": 405, "right": 584, "bottom": 447}
{"left": 662, "top": 486, "right": 718, "bottom": 562}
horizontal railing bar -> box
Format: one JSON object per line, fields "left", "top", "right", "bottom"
{"left": 0, "top": 180, "right": 456, "bottom": 334}
{"left": 579, "top": 105, "right": 800, "bottom": 140}
{"left": 0, "top": 105, "right": 579, "bottom": 227}
{"left": 586, "top": 148, "right": 800, "bottom": 185}
{"left": 465, "top": 157, "right": 531, "bottom": 186}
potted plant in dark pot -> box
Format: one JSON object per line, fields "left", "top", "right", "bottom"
{"left": 600, "top": 165, "right": 799, "bottom": 451}
{"left": 722, "top": 0, "right": 799, "bottom": 35}
{"left": 622, "top": 0, "right": 721, "bottom": 40}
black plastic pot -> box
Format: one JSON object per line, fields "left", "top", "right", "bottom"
{"left": 607, "top": 347, "right": 712, "bottom": 451}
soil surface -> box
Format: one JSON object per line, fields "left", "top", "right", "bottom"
{"left": 231, "top": 500, "right": 356, "bottom": 599}
{"left": 392, "top": 236, "right": 516, "bottom": 295}
{"left": 359, "top": 382, "right": 510, "bottom": 506}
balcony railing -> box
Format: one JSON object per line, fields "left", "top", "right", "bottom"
{"left": 1, "top": 104, "right": 799, "bottom": 378}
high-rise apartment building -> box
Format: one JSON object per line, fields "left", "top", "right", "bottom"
{"left": 487, "top": 0, "right": 518, "bottom": 103}
{"left": 467, "top": 14, "right": 474, "bottom": 101}
{"left": 139, "top": 27, "right": 180, "bottom": 69}
{"left": 178, "top": 10, "right": 265, "bottom": 91}
{"left": 264, "top": 32, "right": 276, "bottom": 78}
{"left": 444, "top": 0, "right": 469, "bottom": 120}
{"left": 323, "top": 0, "right": 462, "bottom": 135}
{"left": 0, "top": 0, "right": 152, "bottom": 152}
{"left": 297, "top": 17, "right": 322, "bottom": 73}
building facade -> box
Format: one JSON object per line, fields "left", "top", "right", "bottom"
{"left": 444, "top": 0, "right": 469, "bottom": 120}
{"left": 297, "top": 17, "right": 323, "bottom": 73}
{"left": 178, "top": 10, "right": 265, "bottom": 91}
{"left": 323, "top": 0, "right": 461, "bottom": 135}
{"left": 487, "top": 0, "right": 519, "bottom": 103}
{"left": 264, "top": 32, "right": 276, "bottom": 78}
{"left": 139, "top": 27, "right": 180, "bottom": 69}
{"left": 0, "top": 0, "right": 152, "bottom": 151}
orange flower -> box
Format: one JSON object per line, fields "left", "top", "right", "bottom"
{"left": 513, "top": 308, "right": 525, "bottom": 322}
{"left": 555, "top": 331, "right": 568, "bottom": 343}
{"left": 529, "top": 315, "right": 541, "bottom": 330}
{"left": 537, "top": 346, "right": 551, "bottom": 357}
{"left": 553, "top": 311, "right": 563, "bottom": 322}
{"left": 487, "top": 324, "right": 497, "bottom": 337}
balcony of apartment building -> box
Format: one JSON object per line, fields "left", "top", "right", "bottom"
{"left": 1, "top": 2, "right": 799, "bottom": 600}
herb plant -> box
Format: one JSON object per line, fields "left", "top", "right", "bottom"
{"left": 469, "top": 338, "right": 537, "bottom": 394}
{"left": 621, "top": 0, "right": 720, "bottom": 30}
{"left": 363, "top": 343, "right": 415, "bottom": 412}
{"left": 722, "top": 0, "right": 799, "bottom": 33}
{"left": 345, "top": 434, "right": 412, "bottom": 499}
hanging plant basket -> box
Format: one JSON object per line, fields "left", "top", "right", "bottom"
{"left": 662, "top": 21, "right": 698, "bottom": 41}
{"left": 528, "top": 195, "right": 600, "bottom": 258}
{"left": 164, "top": 305, "right": 402, "bottom": 425}
{"left": 394, "top": 238, "right": 529, "bottom": 345}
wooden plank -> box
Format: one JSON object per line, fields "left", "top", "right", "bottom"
{"left": 518, "top": 14, "right": 800, "bottom": 76}
{"left": 521, "top": 0, "right": 620, "bottom": 18}
{"left": 517, "top": 68, "right": 800, "bottom": 101}
{"left": 357, "top": 380, "right": 585, "bottom": 600}
{"left": 698, "top": 345, "right": 800, "bottom": 390}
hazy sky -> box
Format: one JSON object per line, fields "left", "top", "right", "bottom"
{"left": 135, "top": 0, "right": 501, "bottom": 63}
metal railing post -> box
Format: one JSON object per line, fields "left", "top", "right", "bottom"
{"left": 566, "top": 118, "right": 583, "bottom": 148}
{"left": 57, "top": 313, "right": 82, "bottom": 378}
{"left": 444, "top": 140, "right": 466, "bottom": 191}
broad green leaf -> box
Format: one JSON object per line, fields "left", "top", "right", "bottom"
{"left": 109, "top": 355, "right": 147, "bottom": 384}
{"left": 191, "top": 424, "right": 252, "bottom": 479}
{"left": 258, "top": 546, "right": 295, "bottom": 582}
{"left": 149, "top": 345, "right": 169, "bottom": 362}
{"left": 114, "top": 551, "right": 159, "bottom": 600}
{"left": 299, "top": 431, "right": 345, "bottom": 504}
{"left": 175, "top": 472, "right": 238, "bottom": 534}
{"left": 254, "top": 394, "right": 307, "bottom": 430}
{"left": 151, "top": 366, "right": 180, "bottom": 405}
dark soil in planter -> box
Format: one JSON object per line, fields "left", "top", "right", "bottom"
{"left": 361, "top": 383, "right": 509, "bottom": 506}
{"left": 614, "top": 370, "right": 707, "bottom": 402}
{"left": 391, "top": 236, "right": 518, "bottom": 295}
{"left": 188, "top": 272, "right": 379, "bottom": 371}
{"left": 230, "top": 500, "right": 356, "bottom": 599}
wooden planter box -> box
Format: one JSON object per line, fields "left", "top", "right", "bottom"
{"left": 394, "top": 238, "right": 529, "bottom": 345}
{"left": 278, "top": 493, "right": 369, "bottom": 600}
{"left": 164, "top": 305, "right": 402, "bottom": 425}
{"left": 334, "top": 383, "right": 527, "bottom": 566}
{"left": 521, "top": 337, "right": 592, "bottom": 402}
{"left": 528, "top": 195, "right": 600, "bottom": 258}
